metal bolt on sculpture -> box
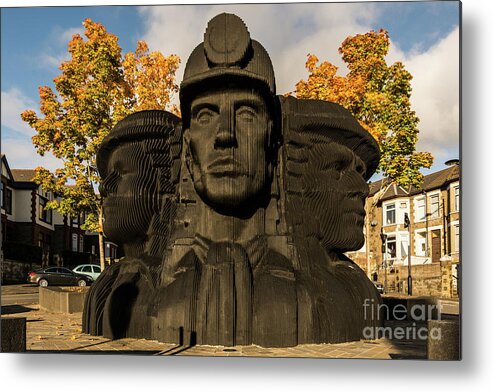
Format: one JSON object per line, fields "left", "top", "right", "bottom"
{"left": 83, "top": 13, "right": 383, "bottom": 348}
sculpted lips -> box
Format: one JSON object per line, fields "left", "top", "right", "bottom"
{"left": 206, "top": 156, "right": 245, "bottom": 177}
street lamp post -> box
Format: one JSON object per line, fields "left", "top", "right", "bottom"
{"left": 380, "top": 231, "right": 388, "bottom": 294}
{"left": 404, "top": 213, "right": 412, "bottom": 296}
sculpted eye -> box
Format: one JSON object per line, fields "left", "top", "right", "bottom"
{"left": 196, "top": 108, "right": 216, "bottom": 125}
{"left": 236, "top": 106, "right": 257, "bottom": 122}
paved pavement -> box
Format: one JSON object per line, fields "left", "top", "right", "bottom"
{"left": 1, "top": 284, "right": 39, "bottom": 306}
{"left": 1, "top": 304, "right": 427, "bottom": 358}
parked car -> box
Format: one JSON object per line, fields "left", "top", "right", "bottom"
{"left": 373, "top": 282, "right": 385, "bottom": 294}
{"left": 28, "top": 267, "right": 93, "bottom": 287}
{"left": 72, "top": 264, "right": 101, "bottom": 281}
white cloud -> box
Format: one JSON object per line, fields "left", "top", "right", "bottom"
{"left": 40, "top": 52, "right": 68, "bottom": 69}
{"left": 57, "top": 26, "right": 85, "bottom": 45}
{"left": 1, "top": 87, "right": 37, "bottom": 137}
{"left": 1, "top": 88, "right": 64, "bottom": 171}
{"left": 2, "top": 135, "right": 63, "bottom": 171}
{"left": 387, "top": 27, "right": 459, "bottom": 160}
{"left": 138, "top": 3, "right": 379, "bottom": 98}
{"left": 38, "top": 25, "right": 83, "bottom": 70}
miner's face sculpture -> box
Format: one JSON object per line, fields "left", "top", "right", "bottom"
{"left": 185, "top": 87, "right": 273, "bottom": 213}
{"left": 99, "top": 142, "right": 158, "bottom": 245}
{"left": 303, "top": 139, "right": 369, "bottom": 251}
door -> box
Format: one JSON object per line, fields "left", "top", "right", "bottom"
{"left": 431, "top": 230, "right": 441, "bottom": 263}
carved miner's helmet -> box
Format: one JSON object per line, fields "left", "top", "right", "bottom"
{"left": 180, "top": 13, "right": 276, "bottom": 127}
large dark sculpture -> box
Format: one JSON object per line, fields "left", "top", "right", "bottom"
{"left": 83, "top": 13, "right": 382, "bottom": 347}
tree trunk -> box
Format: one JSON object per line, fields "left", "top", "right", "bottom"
{"left": 98, "top": 212, "right": 105, "bottom": 271}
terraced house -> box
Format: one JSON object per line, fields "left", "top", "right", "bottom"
{"left": 1, "top": 154, "right": 118, "bottom": 282}
{"left": 348, "top": 161, "right": 460, "bottom": 298}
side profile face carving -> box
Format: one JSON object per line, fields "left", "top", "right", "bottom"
{"left": 99, "top": 141, "right": 159, "bottom": 245}
{"left": 185, "top": 87, "right": 273, "bottom": 213}
{"left": 305, "top": 138, "right": 369, "bottom": 251}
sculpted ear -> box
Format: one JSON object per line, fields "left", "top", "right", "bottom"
{"left": 183, "top": 128, "right": 194, "bottom": 178}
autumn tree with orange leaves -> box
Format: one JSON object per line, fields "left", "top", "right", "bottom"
{"left": 21, "top": 19, "right": 180, "bottom": 269}
{"left": 295, "top": 29, "right": 433, "bottom": 189}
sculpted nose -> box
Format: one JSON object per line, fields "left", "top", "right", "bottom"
{"left": 214, "top": 110, "right": 236, "bottom": 148}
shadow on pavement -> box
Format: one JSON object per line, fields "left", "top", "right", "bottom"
{"left": 1, "top": 305, "right": 36, "bottom": 315}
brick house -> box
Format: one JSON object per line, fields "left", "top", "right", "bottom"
{"left": 1, "top": 154, "right": 113, "bottom": 272}
{"left": 348, "top": 163, "right": 460, "bottom": 298}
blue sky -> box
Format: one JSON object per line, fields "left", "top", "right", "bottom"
{"left": 1, "top": 1, "right": 460, "bottom": 179}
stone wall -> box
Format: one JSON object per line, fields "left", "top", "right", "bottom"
{"left": 379, "top": 262, "right": 458, "bottom": 298}
{"left": 40, "top": 286, "right": 89, "bottom": 313}
{"left": 1, "top": 259, "right": 41, "bottom": 283}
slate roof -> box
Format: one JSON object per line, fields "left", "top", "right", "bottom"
{"left": 368, "top": 165, "right": 460, "bottom": 202}
{"left": 11, "top": 169, "right": 37, "bottom": 183}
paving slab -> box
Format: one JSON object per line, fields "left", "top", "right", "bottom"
{"left": 1, "top": 305, "right": 426, "bottom": 359}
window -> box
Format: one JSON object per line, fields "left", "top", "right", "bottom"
{"left": 415, "top": 197, "right": 425, "bottom": 221}
{"left": 79, "top": 235, "right": 84, "bottom": 253}
{"left": 93, "top": 266, "right": 101, "bottom": 273}
{"left": 1, "top": 183, "right": 12, "bottom": 215}
{"left": 39, "top": 195, "right": 52, "bottom": 224}
{"left": 415, "top": 231, "right": 427, "bottom": 257}
{"left": 454, "top": 186, "right": 460, "bottom": 212}
{"left": 454, "top": 224, "right": 460, "bottom": 252}
{"left": 38, "top": 232, "right": 45, "bottom": 249}
{"left": 4, "top": 188, "right": 12, "bottom": 214}
{"left": 72, "top": 233, "right": 78, "bottom": 252}
{"left": 82, "top": 266, "right": 92, "bottom": 273}
{"left": 430, "top": 194, "right": 440, "bottom": 218}
{"left": 400, "top": 233, "right": 409, "bottom": 264}
{"left": 385, "top": 203, "right": 396, "bottom": 225}
{"left": 386, "top": 235, "right": 397, "bottom": 259}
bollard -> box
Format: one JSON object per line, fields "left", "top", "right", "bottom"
{"left": 427, "top": 318, "right": 461, "bottom": 360}
{"left": 0, "top": 317, "right": 27, "bottom": 352}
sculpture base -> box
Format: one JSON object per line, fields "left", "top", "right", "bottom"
{"left": 83, "top": 254, "right": 383, "bottom": 348}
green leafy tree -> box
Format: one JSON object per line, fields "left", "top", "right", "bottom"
{"left": 21, "top": 19, "right": 180, "bottom": 270}
{"left": 294, "top": 29, "right": 433, "bottom": 188}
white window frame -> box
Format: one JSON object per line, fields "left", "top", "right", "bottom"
{"left": 428, "top": 192, "right": 440, "bottom": 219}
{"left": 398, "top": 200, "right": 410, "bottom": 225}
{"left": 72, "top": 233, "right": 78, "bottom": 252}
{"left": 414, "top": 196, "right": 426, "bottom": 222}
{"left": 384, "top": 231, "right": 409, "bottom": 265}
{"left": 386, "top": 234, "right": 397, "bottom": 260}
{"left": 453, "top": 185, "right": 460, "bottom": 212}
{"left": 453, "top": 222, "right": 460, "bottom": 253}
{"left": 414, "top": 229, "right": 428, "bottom": 257}
{"left": 383, "top": 202, "right": 396, "bottom": 226}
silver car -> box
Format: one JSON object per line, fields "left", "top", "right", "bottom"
{"left": 72, "top": 264, "right": 102, "bottom": 281}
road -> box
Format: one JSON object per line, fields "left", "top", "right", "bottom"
{"left": 1, "top": 284, "right": 39, "bottom": 307}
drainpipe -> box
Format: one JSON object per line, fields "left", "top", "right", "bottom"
{"left": 424, "top": 190, "right": 429, "bottom": 257}
{"left": 443, "top": 201, "right": 448, "bottom": 256}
